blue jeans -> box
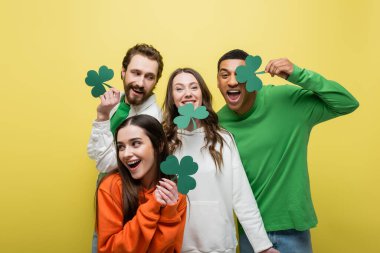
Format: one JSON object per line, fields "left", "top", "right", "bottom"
{"left": 239, "top": 229, "right": 312, "bottom": 253}
{"left": 92, "top": 231, "right": 97, "bottom": 253}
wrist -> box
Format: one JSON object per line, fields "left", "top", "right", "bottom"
{"left": 287, "top": 64, "right": 302, "bottom": 83}
{"left": 96, "top": 112, "right": 110, "bottom": 121}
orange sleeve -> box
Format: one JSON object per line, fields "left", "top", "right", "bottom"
{"left": 149, "top": 194, "right": 187, "bottom": 252}
{"left": 97, "top": 175, "right": 162, "bottom": 253}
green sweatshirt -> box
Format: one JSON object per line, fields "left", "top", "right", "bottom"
{"left": 217, "top": 65, "right": 359, "bottom": 232}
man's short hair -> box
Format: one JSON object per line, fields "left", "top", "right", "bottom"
{"left": 217, "top": 49, "right": 248, "bottom": 71}
{"left": 122, "top": 44, "right": 164, "bottom": 82}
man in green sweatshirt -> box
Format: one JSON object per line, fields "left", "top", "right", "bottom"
{"left": 217, "top": 49, "right": 359, "bottom": 253}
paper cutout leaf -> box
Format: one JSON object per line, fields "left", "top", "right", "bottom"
{"left": 236, "top": 55, "right": 264, "bottom": 92}
{"left": 173, "top": 104, "right": 209, "bottom": 130}
{"left": 160, "top": 155, "right": 198, "bottom": 194}
{"left": 160, "top": 155, "right": 180, "bottom": 175}
{"left": 85, "top": 65, "right": 114, "bottom": 97}
{"left": 173, "top": 115, "right": 191, "bottom": 129}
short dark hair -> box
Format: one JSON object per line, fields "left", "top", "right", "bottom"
{"left": 122, "top": 43, "right": 164, "bottom": 82}
{"left": 217, "top": 49, "right": 248, "bottom": 71}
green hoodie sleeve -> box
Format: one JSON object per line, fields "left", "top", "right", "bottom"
{"left": 286, "top": 64, "right": 359, "bottom": 125}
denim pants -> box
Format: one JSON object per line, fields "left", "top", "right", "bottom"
{"left": 92, "top": 231, "right": 98, "bottom": 253}
{"left": 239, "top": 229, "right": 313, "bottom": 253}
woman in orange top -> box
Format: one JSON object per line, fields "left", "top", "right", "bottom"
{"left": 97, "top": 115, "right": 187, "bottom": 253}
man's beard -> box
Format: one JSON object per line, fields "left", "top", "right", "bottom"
{"left": 124, "top": 83, "right": 152, "bottom": 106}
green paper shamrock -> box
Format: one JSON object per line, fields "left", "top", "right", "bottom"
{"left": 173, "top": 104, "right": 209, "bottom": 129}
{"left": 85, "top": 66, "right": 114, "bottom": 97}
{"left": 236, "top": 55, "right": 264, "bottom": 92}
{"left": 160, "top": 155, "right": 198, "bottom": 194}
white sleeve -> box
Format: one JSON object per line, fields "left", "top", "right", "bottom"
{"left": 231, "top": 137, "right": 273, "bottom": 252}
{"left": 87, "top": 120, "right": 117, "bottom": 173}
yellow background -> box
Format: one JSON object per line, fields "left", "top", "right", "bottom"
{"left": 1, "top": 0, "right": 379, "bottom": 252}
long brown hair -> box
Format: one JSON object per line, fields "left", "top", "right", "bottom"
{"left": 97, "top": 115, "right": 170, "bottom": 226}
{"left": 162, "top": 68, "right": 225, "bottom": 170}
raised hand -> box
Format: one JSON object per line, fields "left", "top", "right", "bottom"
{"left": 155, "top": 178, "right": 179, "bottom": 207}
{"left": 154, "top": 187, "right": 167, "bottom": 207}
{"left": 96, "top": 88, "right": 120, "bottom": 121}
{"left": 265, "top": 58, "right": 294, "bottom": 80}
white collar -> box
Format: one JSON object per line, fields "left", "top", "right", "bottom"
{"left": 128, "top": 93, "right": 157, "bottom": 113}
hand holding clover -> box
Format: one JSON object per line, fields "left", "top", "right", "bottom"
{"left": 154, "top": 178, "right": 179, "bottom": 207}
{"left": 236, "top": 55, "right": 295, "bottom": 93}
{"left": 265, "top": 58, "right": 294, "bottom": 80}
{"left": 84, "top": 65, "right": 121, "bottom": 121}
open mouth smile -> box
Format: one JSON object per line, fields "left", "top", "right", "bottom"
{"left": 127, "top": 159, "right": 141, "bottom": 171}
{"left": 131, "top": 87, "right": 144, "bottom": 95}
{"left": 226, "top": 90, "right": 241, "bottom": 103}
{"left": 181, "top": 100, "right": 196, "bottom": 105}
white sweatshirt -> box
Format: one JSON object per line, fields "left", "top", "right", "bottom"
{"left": 175, "top": 128, "right": 272, "bottom": 253}
{"left": 87, "top": 94, "right": 162, "bottom": 173}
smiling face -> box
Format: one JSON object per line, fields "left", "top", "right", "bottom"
{"left": 116, "top": 124, "right": 157, "bottom": 188}
{"left": 122, "top": 54, "right": 159, "bottom": 106}
{"left": 217, "top": 59, "right": 256, "bottom": 115}
{"left": 172, "top": 72, "right": 203, "bottom": 109}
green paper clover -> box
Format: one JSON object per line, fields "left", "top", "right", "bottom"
{"left": 236, "top": 55, "right": 264, "bottom": 92}
{"left": 160, "top": 155, "right": 198, "bottom": 194}
{"left": 173, "top": 104, "right": 209, "bottom": 129}
{"left": 85, "top": 65, "right": 114, "bottom": 97}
